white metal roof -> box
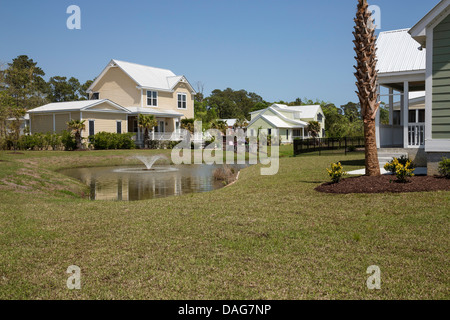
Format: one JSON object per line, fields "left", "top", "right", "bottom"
{"left": 27, "top": 100, "right": 129, "bottom": 113}
{"left": 274, "top": 104, "right": 322, "bottom": 119}
{"left": 260, "top": 115, "right": 305, "bottom": 129}
{"left": 249, "top": 107, "right": 307, "bottom": 129}
{"left": 376, "top": 29, "right": 426, "bottom": 75}
{"left": 87, "top": 60, "right": 196, "bottom": 93}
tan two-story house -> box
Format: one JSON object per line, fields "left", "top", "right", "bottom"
{"left": 28, "top": 59, "right": 196, "bottom": 146}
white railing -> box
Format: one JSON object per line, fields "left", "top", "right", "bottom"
{"left": 134, "top": 131, "right": 183, "bottom": 142}
{"left": 379, "top": 125, "right": 404, "bottom": 147}
{"left": 408, "top": 123, "right": 425, "bottom": 147}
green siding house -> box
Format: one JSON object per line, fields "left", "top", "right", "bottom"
{"left": 410, "top": 0, "right": 450, "bottom": 174}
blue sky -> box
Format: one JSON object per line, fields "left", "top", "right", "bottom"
{"left": 0, "top": 0, "right": 440, "bottom": 107}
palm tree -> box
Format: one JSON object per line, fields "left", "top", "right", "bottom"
{"left": 210, "top": 120, "right": 228, "bottom": 134}
{"left": 353, "top": 0, "right": 381, "bottom": 176}
{"left": 234, "top": 118, "right": 248, "bottom": 129}
{"left": 306, "top": 120, "right": 321, "bottom": 139}
{"left": 67, "top": 119, "right": 85, "bottom": 150}
{"left": 138, "top": 114, "right": 157, "bottom": 148}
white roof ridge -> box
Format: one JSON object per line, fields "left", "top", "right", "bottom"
{"left": 379, "top": 28, "right": 411, "bottom": 34}
{"left": 112, "top": 59, "right": 175, "bottom": 73}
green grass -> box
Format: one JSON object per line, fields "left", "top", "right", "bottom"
{"left": 0, "top": 149, "right": 448, "bottom": 299}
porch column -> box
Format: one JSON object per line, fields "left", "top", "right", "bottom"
{"left": 389, "top": 88, "right": 394, "bottom": 126}
{"left": 403, "top": 81, "right": 409, "bottom": 148}
{"left": 137, "top": 114, "right": 141, "bottom": 142}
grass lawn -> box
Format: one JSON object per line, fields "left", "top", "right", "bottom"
{"left": 0, "top": 149, "right": 448, "bottom": 299}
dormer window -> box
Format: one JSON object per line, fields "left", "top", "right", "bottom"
{"left": 91, "top": 92, "right": 99, "bottom": 100}
{"left": 178, "top": 93, "right": 187, "bottom": 109}
{"left": 147, "top": 90, "right": 158, "bottom": 106}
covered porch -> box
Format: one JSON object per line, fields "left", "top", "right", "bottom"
{"left": 126, "top": 107, "right": 184, "bottom": 147}
{"left": 376, "top": 78, "right": 426, "bottom": 149}
{"left": 375, "top": 28, "right": 427, "bottom": 150}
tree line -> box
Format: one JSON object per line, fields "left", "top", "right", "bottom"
{"left": 0, "top": 55, "right": 390, "bottom": 148}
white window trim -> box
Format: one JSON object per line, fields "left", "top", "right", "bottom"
{"left": 146, "top": 90, "right": 158, "bottom": 107}
{"left": 177, "top": 93, "right": 187, "bottom": 109}
{"left": 91, "top": 92, "right": 100, "bottom": 100}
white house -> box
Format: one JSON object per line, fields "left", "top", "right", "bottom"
{"left": 247, "top": 104, "right": 325, "bottom": 144}
{"left": 375, "top": 0, "right": 450, "bottom": 174}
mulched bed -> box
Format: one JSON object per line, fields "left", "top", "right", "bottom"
{"left": 316, "top": 175, "right": 450, "bottom": 194}
{"left": 7, "top": 152, "right": 24, "bottom": 155}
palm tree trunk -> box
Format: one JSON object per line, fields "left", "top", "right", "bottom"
{"left": 364, "top": 119, "right": 379, "bottom": 175}
{"left": 354, "top": 0, "right": 380, "bottom": 176}
{"left": 75, "top": 132, "right": 82, "bottom": 150}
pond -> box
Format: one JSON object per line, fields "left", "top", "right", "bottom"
{"left": 60, "top": 164, "right": 245, "bottom": 201}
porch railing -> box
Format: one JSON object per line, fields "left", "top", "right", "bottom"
{"left": 133, "top": 132, "right": 183, "bottom": 142}
{"left": 408, "top": 123, "right": 425, "bottom": 147}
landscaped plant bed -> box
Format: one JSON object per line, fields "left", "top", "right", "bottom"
{"left": 316, "top": 175, "right": 450, "bottom": 194}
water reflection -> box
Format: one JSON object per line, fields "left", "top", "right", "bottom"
{"left": 60, "top": 165, "right": 244, "bottom": 201}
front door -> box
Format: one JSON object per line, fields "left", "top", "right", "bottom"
{"left": 158, "top": 120, "right": 165, "bottom": 133}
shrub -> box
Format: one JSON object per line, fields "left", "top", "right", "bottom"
{"left": 438, "top": 157, "right": 450, "bottom": 178}
{"left": 89, "top": 132, "right": 135, "bottom": 150}
{"left": 327, "top": 162, "right": 346, "bottom": 183}
{"left": 384, "top": 155, "right": 415, "bottom": 174}
{"left": 213, "top": 164, "right": 235, "bottom": 184}
{"left": 61, "top": 130, "right": 77, "bottom": 151}
{"left": 385, "top": 158, "right": 414, "bottom": 183}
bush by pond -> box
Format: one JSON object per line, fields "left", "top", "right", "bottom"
{"left": 89, "top": 132, "right": 136, "bottom": 150}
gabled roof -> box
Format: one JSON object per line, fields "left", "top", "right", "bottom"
{"left": 409, "top": 0, "right": 450, "bottom": 47}
{"left": 250, "top": 104, "right": 323, "bottom": 119}
{"left": 248, "top": 107, "right": 307, "bottom": 129}
{"left": 376, "top": 29, "right": 426, "bottom": 75}
{"left": 27, "top": 99, "right": 130, "bottom": 113}
{"left": 273, "top": 104, "right": 323, "bottom": 119}
{"left": 87, "top": 59, "right": 196, "bottom": 94}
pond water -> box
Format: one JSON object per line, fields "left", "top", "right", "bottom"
{"left": 60, "top": 164, "right": 245, "bottom": 201}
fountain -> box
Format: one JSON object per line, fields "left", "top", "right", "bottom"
{"left": 114, "top": 154, "right": 178, "bottom": 174}
{"left": 135, "top": 155, "right": 165, "bottom": 170}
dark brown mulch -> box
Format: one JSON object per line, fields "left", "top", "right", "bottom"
{"left": 7, "top": 152, "right": 24, "bottom": 155}
{"left": 315, "top": 175, "right": 450, "bottom": 194}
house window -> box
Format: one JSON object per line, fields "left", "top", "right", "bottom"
{"left": 268, "top": 128, "right": 272, "bottom": 135}
{"left": 317, "top": 113, "right": 323, "bottom": 122}
{"left": 178, "top": 93, "right": 187, "bottom": 109}
{"left": 117, "top": 121, "right": 122, "bottom": 134}
{"left": 147, "top": 91, "right": 158, "bottom": 106}
{"left": 393, "top": 111, "right": 401, "bottom": 125}
{"left": 293, "top": 129, "right": 302, "bottom": 137}
{"left": 91, "top": 92, "right": 99, "bottom": 100}
{"left": 89, "top": 120, "right": 95, "bottom": 136}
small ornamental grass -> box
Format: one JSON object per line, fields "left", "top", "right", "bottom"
{"left": 327, "top": 162, "right": 346, "bottom": 184}
{"left": 384, "top": 157, "right": 414, "bottom": 183}
{"left": 438, "top": 157, "right": 450, "bottom": 179}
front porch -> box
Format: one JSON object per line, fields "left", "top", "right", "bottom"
{"left": 127, "top": 114, "right": 182, "bottom": 147}
{"left": 376, "top": 77, "right": 426, "bottom": 149}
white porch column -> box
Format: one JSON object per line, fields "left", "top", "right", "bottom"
{"left": 403, "top": 81, "right": 409, "bottom": 148}
{"left": 53, "top": 113, "right": 56, "bottom": 133}
{"left": 389, "top": 88, "right": 394, "bottom": 126}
